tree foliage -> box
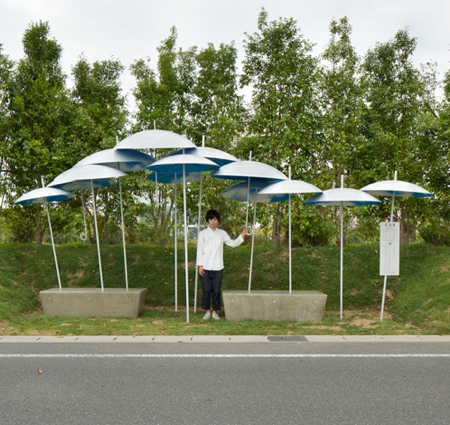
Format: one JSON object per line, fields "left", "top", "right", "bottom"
{"left": 1, "top": 12, "right": 449, "bottom": 246}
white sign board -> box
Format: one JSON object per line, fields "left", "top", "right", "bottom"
{"left": 379, "top": 222, "right": 400, "bottom": 276}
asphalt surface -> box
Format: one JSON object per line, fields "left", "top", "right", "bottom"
{"left": 1, "top": 335, "right": 449, "bottom": 425}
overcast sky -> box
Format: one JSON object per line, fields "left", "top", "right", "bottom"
{"left": 1, "top": 0, "right": 449, "bottom": 102}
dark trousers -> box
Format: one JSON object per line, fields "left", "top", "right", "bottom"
{"left": 201, "top": 269, "right": 223, "bottom": 311}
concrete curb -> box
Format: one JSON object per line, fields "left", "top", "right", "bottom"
{"left": 1, "top": 335, "right": 449, "bottom": 343}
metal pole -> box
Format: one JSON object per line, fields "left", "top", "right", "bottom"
{"left": 183, "top": 162, "right": 189, "bottom": 323}
{"left": 380, "top": 171, "right": 397, "bottom": 321}
{"left": 174, "top": 175, "right": 178, "bottom": 312}
{"left": 248, "top": 201, "right": 257, "bottom": 293}
{"left": 91, "top": 180, "right": 104, "bottom": 291}
{"left": 194, "top": 135, "right": 206, "bottom": 313}
{"left": 45, "top": 202, "right": 62, "bottom": 290}
{"left": 289, "top": 193, "right": 292, "bottom": 294}
{"left": 340, "top": 201, "right": 344, "bottom": 320}
{"left": 118, "top": 178, "right": 129, "bottom": 291}
{"left": 339, "top": 175, "right": 344, "bottom": 320}
{"left": 288, "top": 166, "right": 292, "bottom": 294}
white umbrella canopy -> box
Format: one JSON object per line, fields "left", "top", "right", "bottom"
{"left": 48, "top": 165, "right": 126, "bottom": 291}
{"left": 76, "top": 148, "right": 155, "bottom": 172}
{"left": 75, "top": 149, "right": 156, "bottom": 291}
{"left": 304, "top": 178, "right": 381, "bottom": 319}
{"left": 259, "top": 178, "right": 323, "bottom": 293}
{"left": 115, "top": 129, "right": 195, "bottom": 150}
{"left": 212, "top": 160, "right": 288, "bottom": 182}
{"left": 361, "top": 172, "right": 431, "bottom": 321}
{"left": 168, "top": 146, "right": 238, "bottom": 167}
{"left": 360, "top": 179, "right": 431, "bottom": 198}
{"left": 15, "top": 187, "right": 75, "bottom": 290}
{"left": 47, "top": 164, "right": 123, "bottom": 191}
{"left": 149, "top": 154, "right": 219, "bottom": 323}
{"left": 15, "top": 187, "right": 74, "bottom": 205}
{"left": 304, "top": 188, "right": 383, "bottom": 206}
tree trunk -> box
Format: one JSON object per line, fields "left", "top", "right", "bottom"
{"left": 35, "top": 229, "right": 44, "bottom": 245}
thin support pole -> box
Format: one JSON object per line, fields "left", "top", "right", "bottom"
{"left": 288, "top": 193, "right": 292, "bottom": 294}
{"left": 45, "top": 203, "right": 62, "bottom": 290}
{"left": 194, "top": 136, "right": 206, "bottom": 314}
{"left": 118, "top": 178, "right": 128, "bottom": 290}
{"left": 380, "top": 171, "right": 397, "bottom": 321}
{"left": 248, "top": 201, "right": 257, "bottom": 293}
{"left": 182, "top": 163, "right": 189, "bottom": 323}
{"left": 339, "top": 202, "right": 344, "bottom": 320}
{"left": 194, "top": 174, "right": 203, "bottom": 313}
{"left": 91, "top": 180, "right": 104, "bottom": 291}
{"left": 174, "top": 176, "right": 178, "bottom": 312}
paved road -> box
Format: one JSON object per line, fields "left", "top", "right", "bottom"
{"left": 1, "top": 336, "right": 449, "bottom": 425}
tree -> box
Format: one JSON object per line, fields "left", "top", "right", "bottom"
{"left": 240, "top": 9, "right": 323, "bottom": 245}
{"left": 1, "top": 21, "right": 71, "bottom": 243}
{"left": 130, "top": 28, "right": 198, "bottom": 242}
{"left": 357, "top": 29, "right": 428, "bottom": 242}
{"left": 188, "top": 42, "right": 248, "bottom": 233}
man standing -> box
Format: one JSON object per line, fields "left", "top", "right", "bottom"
{"left": 196, "top": 209, "right": 248, "bottom": 320}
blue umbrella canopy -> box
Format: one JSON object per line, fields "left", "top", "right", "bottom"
{"left": 115, "top": 129, "right": 195, "bottom": 150}
{"left": 75, "top": 148, "right": 155, "bottom": 172}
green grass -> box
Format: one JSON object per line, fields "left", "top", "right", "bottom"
{"left": 0, "top": 242, "right": 449, "bottom": 335}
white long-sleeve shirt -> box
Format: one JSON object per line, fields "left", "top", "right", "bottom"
{"left": 196, "top": 227, "right": 244, "bottom": 271}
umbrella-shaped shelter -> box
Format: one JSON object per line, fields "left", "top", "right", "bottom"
{"left": 15, "top": 187, "right": 75, "bottom": 289}
{"left": 148, "top": 154, "right": 219, "bottom": 323}
{"left": 212, "top": 160, "right": 288, "bottom": 292}
{"left": 304, "top": 176, "right": 381, "bottom": 319}
{"left": 221, "top": 180, "right": 289, "bottom": 292}
{"left": 75, "top": 148, "right": 155, "bottom": 290}
{"left": 361, "top": 171, "right": 431, "bottom": 320}
{"left": 168, "top": 145, "right": 239, "bottom": 312}
{"left": 48, "top": 164, "right": 126, "bottom": 291}
{"left": 259, "top": 172, "right": 322, "bottom": 293}
{"left": 115, "top": 129, "right": 195, "bottom": 150}
{"left": 212, "top": 160, "right": 288, "bottom": 227}
{"left": 147, "top": 170, "right": 204, "bottom": 312}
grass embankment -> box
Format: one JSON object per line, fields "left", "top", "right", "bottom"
{"left": 0, "top": 242, "right": 449, "bottom": 336}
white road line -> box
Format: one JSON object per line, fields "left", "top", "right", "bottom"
{"left": 0, "top": 354, "right": 449, "bottom": 358}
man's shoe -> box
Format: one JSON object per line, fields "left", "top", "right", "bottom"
{"left": 212, "top": 311, "right": 220, "bottom": 320}
{"left": 202, "top": 311, "right": 211, "bottom": 320}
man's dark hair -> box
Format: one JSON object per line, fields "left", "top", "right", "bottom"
{"left": 205, "top": 209, "right": 221, "bottom": 222}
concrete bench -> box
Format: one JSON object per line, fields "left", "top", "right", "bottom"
{"left": 40, "top": 288, "right": 147, "bottom": 318}
{"left": 222, "top": 290, "right": 327, "bottom": 322}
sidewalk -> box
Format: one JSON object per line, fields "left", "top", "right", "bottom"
{"left": 1, "top": 335, "right": 450, "bottom": 343}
